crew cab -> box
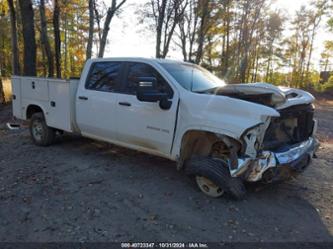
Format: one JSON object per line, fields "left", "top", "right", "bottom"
{"left": 11, "top": 57, "right": 319, "bottom": 199}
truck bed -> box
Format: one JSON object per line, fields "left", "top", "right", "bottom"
{"left": 11, "top": 76, "right": 79, "bottom": 132}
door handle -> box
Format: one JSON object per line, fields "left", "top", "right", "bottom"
{"left": 78, "top": 96, "right": 88, "bottom": 100}
{"left": 118, "top": 102, "right": 131, "bottom": 107}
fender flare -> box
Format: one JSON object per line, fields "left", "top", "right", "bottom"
{"left": 25, "top": 103, "right": 48, "bottom": 123}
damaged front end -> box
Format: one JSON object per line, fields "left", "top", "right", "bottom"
{"left": 223, "top": 103, "right": 319, "bottom": 183}
{"left": 245, "top": 137, "right": 319, "bottom": 183}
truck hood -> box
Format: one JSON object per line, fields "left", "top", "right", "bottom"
{"left": 179, "top": 82, "right": 314, "bottom": 140}
{"left": 180, "top": 90, "right": 281, "bottom": 140}
{"left": 210, "top": 82, "right": 315, "bottom": 109}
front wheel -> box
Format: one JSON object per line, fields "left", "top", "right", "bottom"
{"left": 195, "top": 175, "right": 225, "bottom": 198}
{"left": 185, "top": 157, "right": 246, "bottom": 199}
{"left": 29, "top": 112, "right": 55, "bottom": 146}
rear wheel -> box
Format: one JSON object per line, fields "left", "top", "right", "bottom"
{"left": 185, "top": 157, "right": 246, "bottom": 199}
{"left": 29, "top": 112, "right": 55, "bottom": 146}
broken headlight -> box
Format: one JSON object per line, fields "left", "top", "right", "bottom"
{"left": 242, "top": 119, "right": 271, "bottom": 158}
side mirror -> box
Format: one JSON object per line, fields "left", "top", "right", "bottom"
{"left": 136, "top": 77, "right": 172, "bottom": 110}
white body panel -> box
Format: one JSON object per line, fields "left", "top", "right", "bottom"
{"left": 75, "top": 89, "right": 118, "bottom": 140}
{"left": 11, "top": 57, "right": 316, "bottom": 162}
{"left": 115, "top": 92, "right": 178, "bottom": 155}
{"left": 11, "top": 77, "right": 23, "bottom": 119}
{"left": 11, "top": 76, "right": 75, "bottom": 132}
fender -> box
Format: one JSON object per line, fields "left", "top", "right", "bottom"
{"left": 171, "top": 125, "right": 244, "bottom": 160}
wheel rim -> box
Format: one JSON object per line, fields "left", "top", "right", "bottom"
{"left": 195, "top": 176, "right": 224, "bottom": 198}
{"left": 32, "top": 119, "right": 43, "bottom": 141}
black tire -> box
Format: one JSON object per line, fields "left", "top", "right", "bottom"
{"left": 29, "top": 112, "right": 55, "bottom": 146}
{"left": 185, "top": 156, "right": 246, "bottom": 200}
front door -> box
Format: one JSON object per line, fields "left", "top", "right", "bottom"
{"left": 115, "top": 62, "right": 179, "bottom": 156}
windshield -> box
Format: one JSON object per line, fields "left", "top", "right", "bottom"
{"left": 160, "top": 63, "right": 226, "bottom": 92}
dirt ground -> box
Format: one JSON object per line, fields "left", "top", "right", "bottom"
{"left": 0, "top": 97, "right": 332, "bottom": 242}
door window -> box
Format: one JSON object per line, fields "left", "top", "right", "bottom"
{"left": 85, "top": 62, "right": 123, "bottom": 92}
{"left": 124, "top": 62, "right": 173, "bottom": 97}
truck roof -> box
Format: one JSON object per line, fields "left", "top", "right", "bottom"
{"left": 88, "top": 57, "right": 193, "bottom": 65}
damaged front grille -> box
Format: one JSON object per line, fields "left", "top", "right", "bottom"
{"left": 262, "top": 104, "right": 314, "bottom": 150}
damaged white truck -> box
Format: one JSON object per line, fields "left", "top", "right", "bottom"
{"left": 11, "top": 58, "right": 319, "bottom": 199}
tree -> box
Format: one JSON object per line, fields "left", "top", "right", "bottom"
{"left": 18, "top": 0, "right": 36, "bottom": 76}
{"left": 60, "top": 0, "right": 90, "bottom": 78}
{"left": 0, "top": 1, "right": 7, "bottom": 103}
{"left": 53, "top": 0, "right": 61, "bottom": 78}
{"left": 305, "top": 0, "right": 329, "bottom": 80}
{"left": 195, "top": 0, "right": 210, "bottom": 64}
{"left": 86, "top": 0, "right": 95, "bottom": 59}
{"left": 146, "top": 0, "right": 188, "bottom": 58}
{"left": 154, "top": 0, "right": 167, "bottom": 58}
{"left": 237, "top": 0, "right": 267, "bottom": 82}
{"left": 284, "top": 6, "right": 312, "bottom": 88}
{"left": 39, "top": 0, "right": 54, "bottom": 77}
{"left": 320, "top": 41, "right": 333, "bottom": 72}
{"left": 176, "top": 0, "right": 199, "bottom": 62}
{"left": 98, "top": 0, "right": 127, "bottom": 58}
{"left": 220, "top": 0, "right": 233, "bottom": 77}
{"left": 264, "top": 11, "right": 284, "bottom": 82}
{"left": 7, "top": 0, "right": 20, "bottom": 75}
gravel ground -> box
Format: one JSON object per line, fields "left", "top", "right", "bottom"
{"left": 0, "top": 100, "right": 332, "bottom": 242}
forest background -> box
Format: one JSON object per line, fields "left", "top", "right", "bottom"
{"left": 1, "top": 0, "right": 333, "bottom": 103}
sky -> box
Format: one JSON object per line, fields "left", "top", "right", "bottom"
{"left": 104, "top": 0, "right": 330, "bottom": 69}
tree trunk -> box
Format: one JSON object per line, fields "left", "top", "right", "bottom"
{"left": 188, "top": 6, "right": 198, "bottom": 62}
{"left": 223, "top": 1, "right": 231, "bottom": 77}
{"left": 177, "top": 19, "right": 188, "bottom": 61}
{"left": 64, "top": 13, "right": 68, "bottom": 77}
{"left": 323, "top": 58, "right": 329, "bottom": 72}
{"left": 86, "top": 0, "right": 94, "bottom": 59}
{"left": 7, "top": 0, "right": 20, "bottom": 75}
{"left": 306, "top": 18, "right": 321, "bottom": 85}
{"left": 39, "top": 0, "right": 54, "bottom": 77}
{"left": 40, "top": 40, "right": 47, "bottom": 77}
{"left": 98, "top": 10, "right": 113, "bottom": 58}
{"left": 53, "top": 0, "right": 61, "bottom": 78}
{"left": 18, "top": 0, "right": 36, "bottom": 76}
{"left": 98, "top": 0, "right": 126, "bottom": 58}
{"left": 94, "top": 0, "right": 102, "bottom": 48}
{"left": 155, "top": 0, "right": 167, "bottom": 58}
{"left": 161, "top": 19, "right": 178, "bottom": 58}
{"left": 238, "top": 0, "right": 265, "bottom": 82}
{"left": 195, "top": 0, "right": 209, "bottom": 64}
{"left": 0, "top": 33, "right": 6, "bottom": 103}
{"left": 0, "top": 77, "right": 5, "bottom": 104}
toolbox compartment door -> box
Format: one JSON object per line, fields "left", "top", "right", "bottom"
{"left": 47, "top": 79, "right": 72, "bottom": 132}
{"left": 21, "top": 77, "right": 49, "bottom": 101}
{"left": 11, "top": 77, "right": 23, "bottom": 119}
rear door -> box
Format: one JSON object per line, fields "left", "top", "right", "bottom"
{"left": 115, "top": 62, "right": 179, "bottom": 155}
{"left": 75, "top": 61, "right": 124, "bottom": 140}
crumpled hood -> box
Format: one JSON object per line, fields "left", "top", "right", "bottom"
{"left": 216, "top": 82, "right": 315, "bottom": 109}
{"left": 276, "top": 85, "right": 315, "bottom": 109}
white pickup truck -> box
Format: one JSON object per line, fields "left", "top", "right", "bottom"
{"left": 11, "top": 57, "right": 319, "bottom": 199}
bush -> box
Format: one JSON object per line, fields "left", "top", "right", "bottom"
{"left": 321, "top": 75, "right": 333, "bottom": 91}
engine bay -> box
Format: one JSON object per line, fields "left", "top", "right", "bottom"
{"left": 262, "top": 104, "right": 315, "bottom": 151}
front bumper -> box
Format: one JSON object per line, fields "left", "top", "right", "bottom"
{"left": 233, "top": 137, "right": 319, "bottom": 182}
